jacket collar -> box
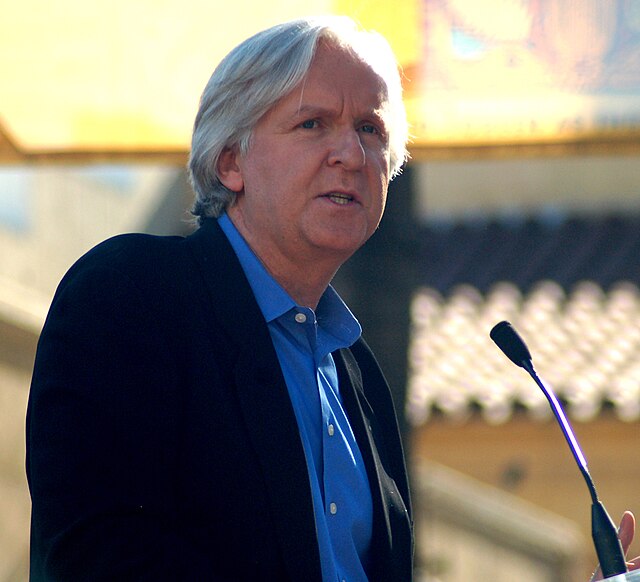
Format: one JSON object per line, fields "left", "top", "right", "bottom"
{"left": 335, "top": 346, "right": 391, "bottom": 581}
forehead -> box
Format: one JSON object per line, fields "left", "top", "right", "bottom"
{"left": 255, "top": 42, "right": 389, "bottom": 124}
{"left": 304, "top": 42, "right": 388, "bottom": 101}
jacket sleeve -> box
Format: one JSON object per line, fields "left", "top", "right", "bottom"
{"left": 26, "top": 257, "right": 233, "bottom": 582}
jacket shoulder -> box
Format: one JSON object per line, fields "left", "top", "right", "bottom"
{"left": 72, "top": 232, "right": 188, "bottom": 275}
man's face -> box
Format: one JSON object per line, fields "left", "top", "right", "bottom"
{"left": 223, "top": 42, "right": 391, "bottom": 277}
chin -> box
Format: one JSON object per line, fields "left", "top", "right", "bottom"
{"left": 315, "top": 236, "right": 368, "bottom": 258}
{"left": 305, "top": 221, "right": 374, "bottom": 259}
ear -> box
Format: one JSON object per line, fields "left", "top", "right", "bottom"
{"left": 217, "top": 147, "right": 244, "bottom": 192}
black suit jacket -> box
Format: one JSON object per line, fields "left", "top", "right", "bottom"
{"left": 26, "top": 218, "right": 413, "bottom": 581}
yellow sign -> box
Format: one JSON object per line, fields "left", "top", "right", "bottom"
{"left": 0, "top": 0, "right": 419, "bottom": 158}
{"left": 3, "top": 0, "right": 640, "bottom": 160}
{"left": 405, "top": 0, "right": 640, "bottom": 147}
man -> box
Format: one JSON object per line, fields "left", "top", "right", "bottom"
{"left": 27, "top": 16, "right": 413, "bottom": 581}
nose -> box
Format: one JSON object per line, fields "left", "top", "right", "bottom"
{"left": 327, "top": 128, "right": 366, "bottom": 170}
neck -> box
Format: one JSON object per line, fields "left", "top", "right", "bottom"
{"left": 266, "top": 264, "right": 338, "bottom": 310}
{"left": 226, "top": 209, "right": 345, "bottom": 309}
{"left": 249, "top": 244, "right": 341, "bottom": 309}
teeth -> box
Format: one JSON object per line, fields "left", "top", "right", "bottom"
{"left": 327, "top": 193, "right": 352, "bottom": 205}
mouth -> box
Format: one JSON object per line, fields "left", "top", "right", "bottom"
{"left": 322, "top": 192, "right": 358, "bottom": 206}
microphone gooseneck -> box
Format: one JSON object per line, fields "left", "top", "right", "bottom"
{"left": 489, "top": 320, "right": 627, "bottom": 578}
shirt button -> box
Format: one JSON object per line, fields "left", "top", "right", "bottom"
{"left": 294, "top": 312, "right": 307, "bottom": 324}
{"left": 329, "top": 502, "right": 337, "bottom": 515}
{"left": 328, "top": 424, "right": 335, "bottom": 436}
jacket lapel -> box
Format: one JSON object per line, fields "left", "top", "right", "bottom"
{"left": 185, "top": 219, "right": 322, "bottom": 581}
{"left": 335, "top": 346, "right": 395, "bottom": 582}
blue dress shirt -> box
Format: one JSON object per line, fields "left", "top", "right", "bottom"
{"left": 219, "top": 213, "right": 374, "bottom": 582}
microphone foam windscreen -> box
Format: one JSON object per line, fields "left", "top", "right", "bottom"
{"left": 490, "top": 321, "right": 532, "bottom": 368}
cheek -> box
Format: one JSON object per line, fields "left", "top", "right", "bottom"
{"left": 237, "top": 155, "right": 278, "bottom": 201}
{"left": 368, "top": 149, "right": 390, "bottom": 188}
{"left": 374, "top": 170, "right": 390, "bottom": 207}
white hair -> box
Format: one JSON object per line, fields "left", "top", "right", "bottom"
{"left": 188, "top": 15, "right": 409, "bottom": 224}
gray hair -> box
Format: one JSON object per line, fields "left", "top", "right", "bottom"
{"left": 188, "top": 15, "right": 409, "bottom": 224}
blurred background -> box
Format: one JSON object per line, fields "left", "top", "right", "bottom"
{"left": 2, "top": 0, "right": 640, "bottom": 580}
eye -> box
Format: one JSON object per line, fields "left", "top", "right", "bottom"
{"left": 299, "top": 119, "right": 319, "bottom": 129}
{"left": 359, "top": 122, "right": 383, "bottom": 136}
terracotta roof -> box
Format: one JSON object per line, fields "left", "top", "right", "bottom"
{"left": 406, "top": 212, "right": 640, "bottom": 425}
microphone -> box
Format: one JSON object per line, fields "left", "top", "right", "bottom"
{"left": 489, "top": 320, "right": 627, "bottom": 579}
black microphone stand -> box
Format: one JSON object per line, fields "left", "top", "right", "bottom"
{"left": 490, "top": 321, "right": 627, "bottom": 578}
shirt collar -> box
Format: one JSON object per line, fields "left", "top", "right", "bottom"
{"left": 217, "top": 213, "right": 361, "bottom": 345}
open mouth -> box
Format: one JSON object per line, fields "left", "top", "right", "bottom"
{"left": 325, "top": 193, "right": 355, "bottom": 205}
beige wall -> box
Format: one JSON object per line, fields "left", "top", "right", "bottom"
{"left": 412, "top": 413, "right": 640, "bottom": 580}
{"left": 414, "top": 154, "right": 640, "bottom": 222}
{"left": 0, "top": 166, "right": 181, "bottom": 323}
{"left": 0, "top": 331, "right": 35, "bottom": 580}
{"left": 412, "top": 459, "right": 584, "bottom": 582}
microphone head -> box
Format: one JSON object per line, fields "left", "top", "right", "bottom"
{"left": 490, "top": 320, "right": 532, "bottom": 368}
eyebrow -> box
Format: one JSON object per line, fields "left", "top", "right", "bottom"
{"left": 293, "top": 104, "right": 335, "bottom": 118}
{"left": 293, "top": 103, "right": 388, "bottom": 129}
